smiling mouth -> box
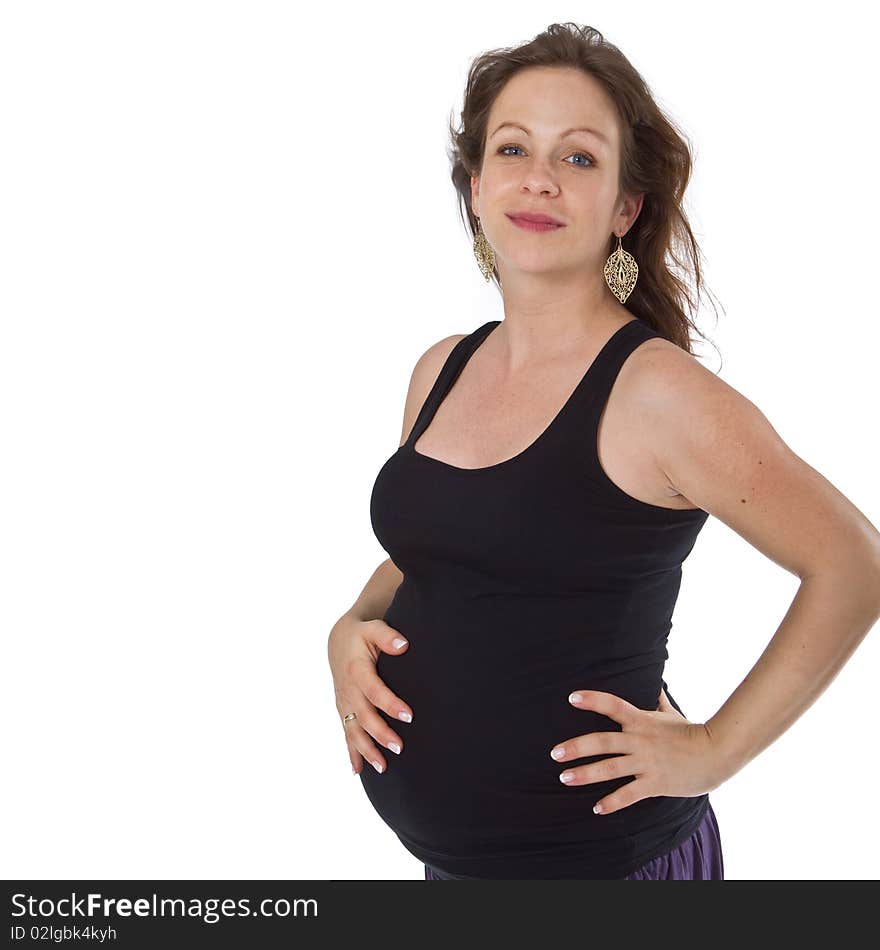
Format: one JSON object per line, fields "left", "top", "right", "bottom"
{"left": 506, "top": 214, "right": 565, "bottom": 232}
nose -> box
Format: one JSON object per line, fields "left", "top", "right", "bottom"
{"left": 518, "top": 159, "right": 561, "bottom": 197}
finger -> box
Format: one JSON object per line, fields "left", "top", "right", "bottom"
{"left": 376, "top": 623, "right": 410, "bottom": 655}
{"left": 363, "top": 619, "right": 411, "bottom": 662}
{"left": 348, "top": 740, "right": 362, "bottom": 775}
{"left": 558, "top": 753, "right": 642, "bottom": 787}
{"left": 657, "top": 687, "right": 673, "bottom": 712}
{"left": 568, "top": 689, "right": 637, "bottom": 726}
{"left": 344, "top": 718, "right": 391, "bottom": 775}
{"left": 348, "top": 737, "right": 386, "bottom": 776}
{"left": 549, "top": 730, "right": 633, "bottom": 763}
{"left": 353, "top": 656, "right": 414, "bottom": 724}
{"left": 592, "top": 779, "right": 650, "bottom": 816}
{"left": 339, "top": 689, "right": 405, "bottom": 754}
{"left": 337, "top": 695, "right": 379, "bottom": 775}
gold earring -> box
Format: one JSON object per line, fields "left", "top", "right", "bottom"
{"left": 603, "top": 233, "right": 638, "bottom": 304}
{"left": 473, "top": 216, "right": 495, "bottom": 282}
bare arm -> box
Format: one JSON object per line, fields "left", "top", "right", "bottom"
{"left": 635, "top": 342, "right": 880, "bottom": 779}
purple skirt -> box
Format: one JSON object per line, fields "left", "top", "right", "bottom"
{"left": 425, "top": 799, "right": 724, "bottom": 880}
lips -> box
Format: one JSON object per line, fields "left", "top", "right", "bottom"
{"left": 506, "top": 212, "right": 564, "bottom": 226}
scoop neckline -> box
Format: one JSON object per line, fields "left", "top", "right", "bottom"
{"left": 405, "top": 318, "right": 640, "bottom": 477}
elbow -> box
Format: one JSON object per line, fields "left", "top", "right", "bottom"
{"left": 802, "top": 546, "right": 880, "bottom": 620}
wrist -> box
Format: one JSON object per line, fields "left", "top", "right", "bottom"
{"left": 330, "top": 610, "right": 357, "bottom": 641}
{"left": 702, "top": 716, "right": 748, "bottom": 785}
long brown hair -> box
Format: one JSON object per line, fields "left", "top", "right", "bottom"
{"left": 447, "top": 22, "right": 722, "bottom": 360}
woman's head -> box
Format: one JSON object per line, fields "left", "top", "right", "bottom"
{"left": 448, "top": 22, "right": 720, "bottom": 355}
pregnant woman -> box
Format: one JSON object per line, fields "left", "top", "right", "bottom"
{"left": 327, "top": 23, "right": 880, "bottom": 880}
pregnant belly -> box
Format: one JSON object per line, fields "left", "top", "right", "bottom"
{"left": 358, "top": 631, "right": 662, "bottom": 857}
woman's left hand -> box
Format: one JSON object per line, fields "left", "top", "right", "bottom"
{"left": 549, "top": 687, "right": 728, "bottom": 816}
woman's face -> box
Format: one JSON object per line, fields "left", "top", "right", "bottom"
{"left": 471, "top": 66, "right": 640, "bottom": 282}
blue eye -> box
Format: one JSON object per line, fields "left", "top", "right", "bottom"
{"left": 567, "top": 152, "right": 594, "bottom": 168}
{"left": 498, "top": 144, "right": 594, "bottom": 168}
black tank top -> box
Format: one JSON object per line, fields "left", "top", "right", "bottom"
{"left": 362, "top": 317, "right": 711, "bottom": 879}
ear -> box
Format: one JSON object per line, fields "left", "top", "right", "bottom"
{"left": 618, "top": 192, "right": 645, "bottom": 234}
{"left": 470, "top": 174, "right": 480, "bottom": 218}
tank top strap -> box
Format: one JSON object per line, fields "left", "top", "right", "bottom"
{"left": 579, "top": 318, "right": 662, "bottom": 412}
{"left": 559, "top": 316, "right": 663, "bottom": 470}
{"left": 405, "top": 320, "right": 501, "bottom": 447}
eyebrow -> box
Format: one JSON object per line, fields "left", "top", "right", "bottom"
{"left": 489, "top": 121, "right": 610, "bottom": 144}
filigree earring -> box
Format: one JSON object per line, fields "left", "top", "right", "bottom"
{"left": 472, "top": 216, "right": 495, "bottom": 282}
{"left": 603, "top": 233, "right": 638, "bottom": 304}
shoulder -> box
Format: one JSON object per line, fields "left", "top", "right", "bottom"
{"left": 412, "top": 331, "right": 470, "bottom": 384}
{"left": 622, "top": 333, "right": 753, "bottom": 433}
{"left": 398, "top": 331, "right": 469, "bottom": 446}
{"left": 622, "top": 333, "right": 723, "bottom": 407}
{"left": 408, "top": 331, "right": 470, "bottom": 406}
{"left": 621, "top": 331, "right": 880, "bottom": 585}
{"left": 622, "top": 333, "right": 785, "bottom": 502}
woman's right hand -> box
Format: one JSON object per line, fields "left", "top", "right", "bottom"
{"left": 327, "top": 614, "right": 413, "bottom": 776}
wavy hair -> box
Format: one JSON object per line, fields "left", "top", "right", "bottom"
{"left": 447, "top": 22, "right": 722, "bottom": 359}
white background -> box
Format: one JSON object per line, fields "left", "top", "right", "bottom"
{"left": 2, "top": 0, "right": 877, "bottom": 881}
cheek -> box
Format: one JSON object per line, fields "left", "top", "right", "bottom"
{"left": 478, "top": 167, "right": 515, "bottom": 196}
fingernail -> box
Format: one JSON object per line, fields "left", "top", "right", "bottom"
{"left": 560, "top": 771, "right": 575, "bottom": 783}
{"left": 392, "top": 638, "right": 408, "bottom": 649}
{"left": 551, "top": 746, "right": 565, "bottom": 760}
{"left": 397, "top": 711, "right": 412, "bottom": 723}
{"left": 593, "top": 803, "right": 603, "bottom": 814}
{"left": 569, "top": 692, "right": 582, "bottom": 704}
{"left": 371, "top": 760, "right": 384, "bottom": 773}
{"left": 388, "top": 742, "right": 401, "bottom": 754}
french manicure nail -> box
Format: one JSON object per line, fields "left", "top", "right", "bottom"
{"left": 372, "top": 760, "right": 384, "bottom": 773}
{"left": 388, "top": 742, "right": 401, "bottom": 754}
{"left": 398, "top": 711, "right": 412, "bottom": 723}
{"left": 392, "top": 638, "right": 408, "bottom": 649}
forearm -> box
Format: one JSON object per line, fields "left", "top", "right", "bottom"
{"left": 705, "top": 562, "right": 880, "bottom": 780}
{"left": 336, "top": 557, "right": 403, "bottom": 627}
